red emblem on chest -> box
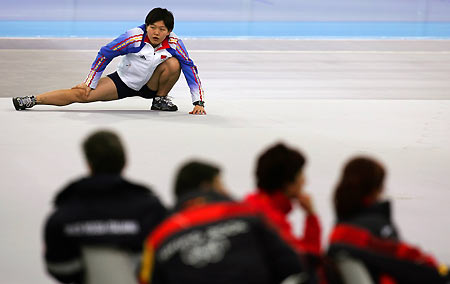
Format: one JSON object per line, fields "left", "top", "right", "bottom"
{"left": 161, "top": 55, "right": 167, "bottom": 60}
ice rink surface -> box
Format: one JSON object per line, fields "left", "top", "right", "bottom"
{"left": 1, "top": 38, "right": 450, "bottom": 283}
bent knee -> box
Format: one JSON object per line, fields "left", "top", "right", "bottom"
{"left": 163, "top": 57, "right": 181, "bottom": 73}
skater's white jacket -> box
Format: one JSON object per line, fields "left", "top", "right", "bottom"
{"left": 85, "top": 24, "right": 204, "bottom": 103}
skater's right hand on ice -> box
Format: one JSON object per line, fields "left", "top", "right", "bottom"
{"left": 72, "top": 83, "right": 92, "bottom": 96}
{"left": 190, "top": 105, "right": 207, "bottom": 115}
{"left": 297, "top": 193, "right": 316, "bottom": 216}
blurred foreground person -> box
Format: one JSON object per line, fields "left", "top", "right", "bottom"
{"left": 43, "top": 130, "right": 167, "bottom": 284}
{"left": 244, "top": 143, "right": 336, "bottom": 283}
{"left": 328, "top": 156, "right": 450, "bottom": 284}
{"left": 139, "top": 160, "right": 309, "bottom": 284}
{"left": 245, "top": 143, "right": 321, "bottom": 255}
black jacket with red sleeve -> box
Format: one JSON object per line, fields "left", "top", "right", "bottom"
{"left": 327, "top": 201, "right": 449, "bottom": 284}
{"left": 138, "top": 191, "right": 309, "bottom": 284}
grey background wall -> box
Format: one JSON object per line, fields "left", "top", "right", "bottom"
{"left": 1, "top": 0, "right": 450, "bottom": 22}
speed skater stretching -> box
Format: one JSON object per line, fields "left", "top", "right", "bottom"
{"left": 13, "top": 8, "right": 206, "bottom": 115}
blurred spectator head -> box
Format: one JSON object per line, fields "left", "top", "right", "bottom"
{"left": 174, "top": 160, "right": 226, "bottom": 198}
{"left": 256, "top": 143, "right": 306, "bottom": 196}
{"left": 83, "top": 130, "right": 126, "bottom": 175}
{"left": 145, "top": 7, "right": 174, "bottom": 31}
{"left": 334, "top": 156, "right": 385, "bottom": 220}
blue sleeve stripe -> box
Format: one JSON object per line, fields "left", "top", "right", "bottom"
{"left": 190, "top": 66, "right": 204, "bottom": 100}
{"left": 176, "top": 41, "right": 189, "bottom": 55}
{"left": 91, "top": 55, "right": 106, "bottom": 72}
{"left": 176, "top": 43, "right": 190, "bottom": 61}
{"left": 86, "top": 56, "right": 107, "bottom": 86}
{"left": 112, "top": 34, "right": 143, "bottom": 51}
{"left": 111, "top": 33, "right": 142, "bottom": 49}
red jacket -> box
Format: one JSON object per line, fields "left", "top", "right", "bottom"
{"left": 244, "top": 190, "right": 322, "bottom": 255}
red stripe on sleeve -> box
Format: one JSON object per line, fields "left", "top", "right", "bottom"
{"left": 329, "top": 224, "right": 438, "bottom": 267}
{"left": 91, "top": 56, "right": 103, "bottom": 71}
{"left": 190, "top": 67, "right": 203, "bottom": 100}
{"left": 148, "top": 203, "right": 258, "bottom": 249}
{"left": 116, "top": 39, "right": 142, "bottom": 51}
{"left": 111, "top": 34, "right": 143, "bottom": 50}
{"left": 87, "top": 71, "right": 96, "bottom": 86}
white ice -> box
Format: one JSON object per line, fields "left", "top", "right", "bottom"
{"left": 0, "top": 39, "right": 449, "bottom": 283}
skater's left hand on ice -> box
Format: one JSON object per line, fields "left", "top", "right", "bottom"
{"left": 190, "top": 105, "right": 206, "bottom": 115}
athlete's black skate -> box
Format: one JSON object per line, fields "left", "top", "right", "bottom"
{"left": 13, "top": 96, "right": 36, "bottom": 110}
{"left": 151, "top": 96, "right": 178, "bottom": 111}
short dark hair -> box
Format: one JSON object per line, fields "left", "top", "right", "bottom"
{"left": 145, "top": 8, "right": 174, "bottom": 31}
{"left": 83, "top": 130, "right": 126, "bottom": 175}
{"left": 174, "top": 161, "right": 220, "bottom": 198}
{"left": 334, "top": 156, "right": 385, "bottom": 220}
{"left": 256, "top": 143, "right": 306, "bottom": 193}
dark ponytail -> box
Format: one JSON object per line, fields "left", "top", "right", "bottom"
{"left": 334, "top": 157, "right": 385, "bottom": 220}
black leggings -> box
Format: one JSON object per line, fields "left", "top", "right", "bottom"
{"left": 107, "top": 72, "right": 157, "bottom": 99}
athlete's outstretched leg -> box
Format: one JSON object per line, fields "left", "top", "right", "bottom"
{"left": 148, "top": 57, "right": 181, "bottom": 111}
{"left": 13, "top": 77, "right": 118, "bottom": 110}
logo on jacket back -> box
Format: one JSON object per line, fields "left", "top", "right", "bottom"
{"left": 157, "top": 220, "right": 249, "bottom": 267}
{"left": 64, "top": 220, "right": 140, "bottom": 236}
